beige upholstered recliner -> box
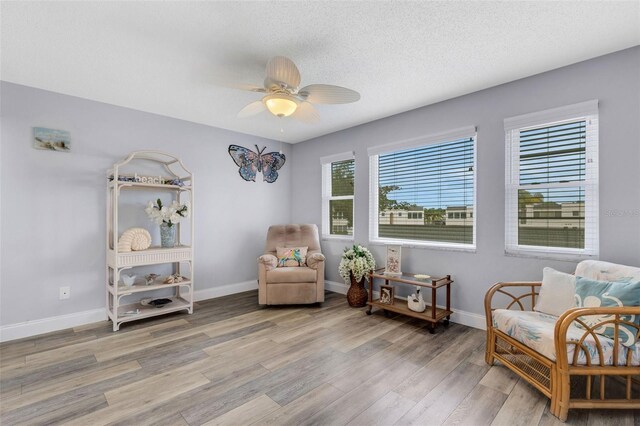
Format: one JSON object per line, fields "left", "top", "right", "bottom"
{"left": 257, "top": 224, "right": 325, "bottom": 305}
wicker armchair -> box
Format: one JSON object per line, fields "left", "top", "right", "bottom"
{"left": 485, "top": 260, "right": 640, "bottom": 421}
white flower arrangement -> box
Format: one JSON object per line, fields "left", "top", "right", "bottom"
{"left": 145, "top": 198, "right": 190, "bottom": 227}
{"left": 339, "top": 244, "right": 376, "bottom": 283}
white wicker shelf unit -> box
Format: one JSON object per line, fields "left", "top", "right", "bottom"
{"left": 106, "top": 151, "right": 194, "bottom": 331}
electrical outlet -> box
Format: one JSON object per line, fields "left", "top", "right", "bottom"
{"left": 59, "top": 286, "right": 70, "bottom": 300}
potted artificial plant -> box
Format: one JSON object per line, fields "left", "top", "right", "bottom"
{"left": 339, "top": 244, "right": 376, "bottom": 307}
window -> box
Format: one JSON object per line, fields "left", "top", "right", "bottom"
{"left": 505, "top": 100, "right": 599, "bottom": 258}
{"left": 321, "top": 152, "right": 355, "bottom": 238}
{"left": 369, "top": 127, "right": 476, "bottom": 248}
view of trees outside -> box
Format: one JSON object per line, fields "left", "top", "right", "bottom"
{"left": 376, "top": 138, "right": 475, "bottom": 244}
{"left": 328, "top": 120, "right": 587, "bottom": 249}
{"left": 329, "top": 160, "right": 354, "bottom": 235}
{"left": 515, "top": 120, "right": 587, "bottom": 249}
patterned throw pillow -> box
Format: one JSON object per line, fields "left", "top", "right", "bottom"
{"left": 276, "top": 247, "right": 308, "bottom": 267}
{"left": 574, "top": 277, "right": 640, "bottom": 347}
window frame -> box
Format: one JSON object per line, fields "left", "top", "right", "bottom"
{"left": 368, "top": 127, "right": 477, "bottom": 251}
{"left": 321, "top": 151, "right": 355, "bottom": 241}
{"left": 504, "top": 100, "right": 599, "bottom": 260}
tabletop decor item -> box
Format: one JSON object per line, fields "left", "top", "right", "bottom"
{"left": 228, "top": 144, "right": 286, "bottom": 183}
{"left": 339, "top": 244, "right": 376, "bottom": 307}
{"left": 408, "top": 286, "right": 426, "bottom": 312}
{"left": 117, "top": 227, "right": 152, "bottom": 252}
{"left": 145, "top": 198, "right": 190, "bottom": 247}
{"left": 163, "top": 274, "right": 185, "bottom": 284}
{"left": 121, "top": 274, "right": 136, "bottom": 287}
{"left": 384, "top": 245, "right": 402, "bottom": 276}
{"left": 149, "top": 298, "right": 173, "bottom": 308}
{"left": 380, "top": 285, "right": 395, "bottom": 305}
{"left": 145, "top": 273, "right": 159, "bottom": 285}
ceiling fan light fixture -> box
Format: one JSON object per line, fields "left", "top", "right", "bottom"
{"left": 263, "top": 94, "right": 298, "bottom": 117}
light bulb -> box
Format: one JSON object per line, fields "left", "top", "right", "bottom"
{"left": 263, "top": 94, "right": 298, "bottom": 117}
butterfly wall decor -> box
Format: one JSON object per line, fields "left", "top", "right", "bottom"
{"left": 228, "top": 145, "right": 286, "bottom": 183}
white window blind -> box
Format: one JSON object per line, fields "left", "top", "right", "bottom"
{"left": 321, "top": 152, "right": 355, "bottom": 238}
{"left": 369, "top": 128, "right": 477, "bottom": 249}
{"left": 505, "top": 101, "right": 599, "bottom": 258}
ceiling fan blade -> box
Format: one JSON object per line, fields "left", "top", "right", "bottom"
{"left": 297, "top": 84, "right": 360, "bottom": 104}
{"left": 293, "top": 101, "right": 320, "bottom": 124}
{"left": 237, "top": 100, "right": 266, "bottom": 118}
{"left": 264, "top": 56, "right": 301, "bottom": 90}
{"left": 233, "top": 83, "right": 266, "bottom": 93}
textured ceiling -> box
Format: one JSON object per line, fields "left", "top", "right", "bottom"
{"left": 2, "top": 1, "right": 639, "bottom": 143}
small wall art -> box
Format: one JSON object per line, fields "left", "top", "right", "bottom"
{"left": 33, "top": 127, "right": 71, "bottom": 152}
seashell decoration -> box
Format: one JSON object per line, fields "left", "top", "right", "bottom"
{"left": 163, "top": 274, "right": 185, "bottom": 284}
{"left": 118, "top": 228, "right": 152, "bottom": 252}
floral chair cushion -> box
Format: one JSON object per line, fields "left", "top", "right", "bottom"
{"left": 492, "top": 309, "right": 640, "bottom": 366}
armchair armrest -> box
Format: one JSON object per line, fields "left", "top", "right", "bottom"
{"left": 257, "top": 254, "right": 278, "bottom": 271}
{"left": 554, "top": 306, "right": 640, "bottom": 369}
{"left": 484, "top": 281, "right": 542, "bottom": 329}
{"left": 306, "top": 252, "right": 325, "bottom": 270}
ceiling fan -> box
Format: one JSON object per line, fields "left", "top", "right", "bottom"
{"left": 236, "top": 56, "right": 360, "bottom": 123}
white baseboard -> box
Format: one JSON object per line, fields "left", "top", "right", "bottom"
{"left": 325, "top": 279, "right": 351, "bottom": 295}
{"left": 0, "top": 280, "right": 259, "bottom": 342}
{"left": 0, "top": 308, "right": 107, "bottom": 343}
{"left": 0, "top": 278, "right": 484, "bottom": 343}
{"left": 193, "top": 280, "right": 258, "bottom": 302}
{"left": 325, "top": 280, "right": 486, "bottom": 331}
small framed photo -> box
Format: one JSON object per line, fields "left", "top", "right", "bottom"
{"left": 33, "top": 127, "right": 71, "bottom": 152}
{"left": 379, "top": 285, "right": 395, "bottom": 305}
{"left": 384, "top": 245, "right": 402, "bottom": 276}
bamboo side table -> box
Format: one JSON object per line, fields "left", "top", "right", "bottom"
{"left": 366, "top": 268, "right": 453, "bottom": 333}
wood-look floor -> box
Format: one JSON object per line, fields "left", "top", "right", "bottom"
{"left": 1, "top": 291, "right": 638, "bottom": 426}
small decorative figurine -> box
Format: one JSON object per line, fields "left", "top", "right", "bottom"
{"left": 163, "top": 274, "right": 184, "bottom": 284}
{"left": 121, "top": 274, "right": 136, "bottom": 287}
{"left": 408, "top": 286, "right": 426, "bottom": 313}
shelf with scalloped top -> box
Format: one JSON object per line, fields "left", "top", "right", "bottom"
{"left": 107, "top": 150, "right": 194, "bottom": 331}
{"left": 109, "top": 181, "right": 192, "bottom": 191}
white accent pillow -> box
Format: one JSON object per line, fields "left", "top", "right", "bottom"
{"left": 534, "top": 267, "right": 576, "bottom": 317}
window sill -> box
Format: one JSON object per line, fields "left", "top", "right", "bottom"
{"left": 322, "top": 235, "right": 355, "bottom": 243}
{"left": 368, "top": 238, "right": 476, "bottom": 253}
{"left": 505, "top": 248, "right": 599, "bottom": 262}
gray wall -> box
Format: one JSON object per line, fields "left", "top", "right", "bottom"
{"left": 291, "top": 47, "right": 640, "bottom": 315}
{"left": 0, "top": 82, "right": 291, "bottom": 326}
